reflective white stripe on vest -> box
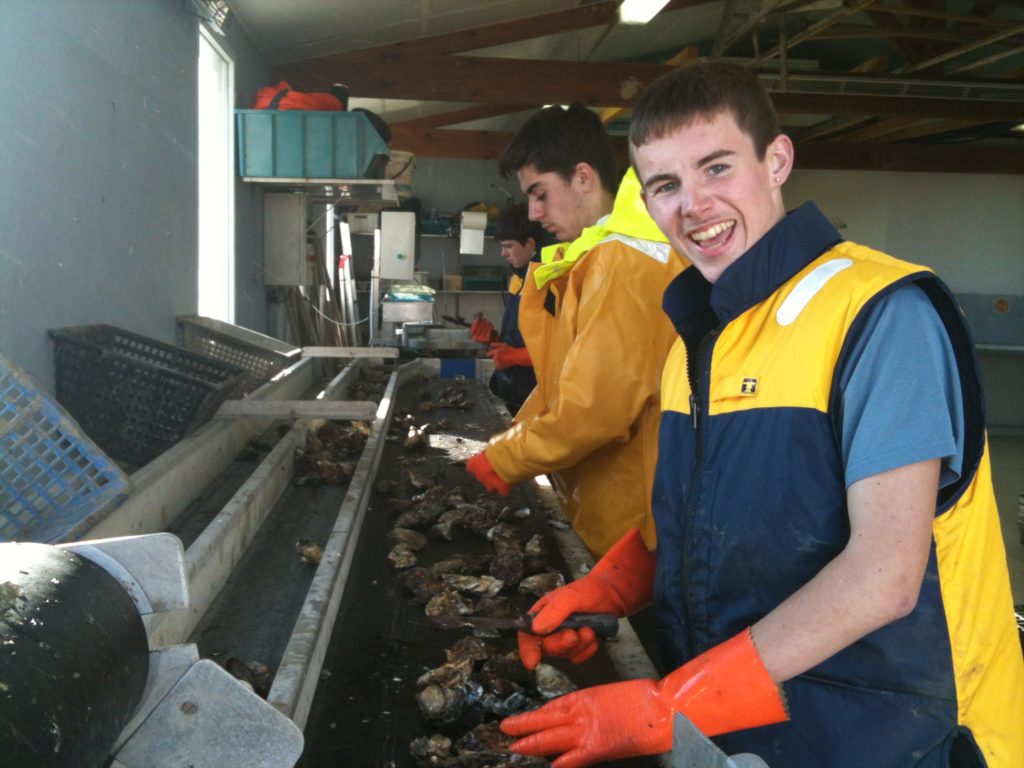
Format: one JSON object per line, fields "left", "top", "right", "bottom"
{"left": 598, "top": 234, "right": 673, "bottom": 264}
{"left": 776, "top": 258, "right": 854, "bottom": 326}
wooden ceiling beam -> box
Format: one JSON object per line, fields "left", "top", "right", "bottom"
{"left": 277, "top": 52, "right": 1024, "bottom": 122}
{"left": 387, "top": 127, "right": 513, "bottom": 160}
{"left": 386, "top": 124, "right": 1024, "bottom": 174}
{"left": 752, "top": 0, "right": 878, "bottom": 66}
{"left": 793, "top": 140, "right": 1024, "bottom": 174}
{"left": 838, "top": 116, "right": 987, "bottom": 143}
{"left": 898, "top": 20, "right": 1024, "bottom": 73}
{"left": 276, "top": 0, "right": 718, "bottom": 80}
{"left": 389, "top": 104, "right": 528, "bottom": 132}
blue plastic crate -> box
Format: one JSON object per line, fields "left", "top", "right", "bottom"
{"left": 236, "top": 110, "right": 389, "bottom": 179}
{"left": 0, "top": 354, "right": 132, "bottom": 542}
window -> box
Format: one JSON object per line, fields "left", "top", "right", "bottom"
{"left": 197, "top": 26, "right": 235, "bottom": 321}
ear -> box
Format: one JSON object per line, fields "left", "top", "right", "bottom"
{"left": 574, "top": 162, "right": 597, "bottom": 193}
{"left": 766, "top": 133, "right": 795, "bottom": 187}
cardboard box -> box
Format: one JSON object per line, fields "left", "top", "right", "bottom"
{"left": 443, "top": 274, "right": 463, "bottom": 291}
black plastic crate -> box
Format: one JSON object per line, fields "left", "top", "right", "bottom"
{"left": 48, "top": 325, "right": 246, "bottom": 467}
{"left": 175, "top": 315, "right": 300, "bottom": 394}
{"left": 1, "top": 353, "right": 132, "bottom": 542}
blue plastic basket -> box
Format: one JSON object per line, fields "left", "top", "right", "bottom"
{"left": 1, "top": 354, "right": 132, "bottom": 542}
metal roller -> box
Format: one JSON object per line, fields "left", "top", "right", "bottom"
{"left": 0, "top": 542, "right": 150, "bottom": 768}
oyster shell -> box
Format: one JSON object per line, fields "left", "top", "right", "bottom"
{"left": 409, "top": 733, "right": 452, "bottom": 762}
{"left": 443, "top": 574, "right": 504, "bottom": 599}
{"left": 522, "top": 534, "right": 549, "bottom": 575}
{"left": 425, "top": 587, "right": 476, "bottom": 617}
{"left": 488, "top": 525, "right": 524, "bottom": 586}
{"left": 534, "top": 663, "right": 577, "bottom": 699}
{"left": 429, "top": 554, "right": 493, "bottom": 577}
{"left": 445, "top": 635, "right": 493, "bottom": 665}
{"left": 517, "top": 572, "right": 565, "bottom": 598}
{"left": 389, "top": 527, "right": 428, "bottom": 550}
{"left": 453, "top": 722, "right": 514, "bottom": 754}
{"left": 395, "top": 501, "right": 447, "bottom": 529}
{"left": 388, "top": 543, "right": 417, "bottom": 569}
{"left": 397, "top": 567, "right": 445, "bottom": 603}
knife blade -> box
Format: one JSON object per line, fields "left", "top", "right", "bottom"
{"left": 428, "top": 611, "right": 619, "bottom": 639}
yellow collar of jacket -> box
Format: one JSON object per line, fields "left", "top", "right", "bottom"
{"left": 533, "top": 168, "right": 668, "bottom": 289}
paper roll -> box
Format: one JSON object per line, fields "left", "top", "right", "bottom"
{"left": 460, "top": 210, "right": 488, "bottom": 254}
{"left": 461, "top": 210, "right": 488, "bottom": 231}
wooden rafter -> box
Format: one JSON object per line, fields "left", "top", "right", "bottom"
{"left": 898, "top": 20, "right": 1024, "bottom": 73}
{"left": 751, "top": 0, "right": 878, "bottom": 66}
{"left": 838, "top": 116, "right": 989, "bottom": 143}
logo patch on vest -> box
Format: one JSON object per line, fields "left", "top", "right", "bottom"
{"left": 740, "top": 377, "right": 759, "bottom": 395}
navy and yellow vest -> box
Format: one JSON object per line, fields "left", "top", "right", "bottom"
{"left": 654, "top": 203, "right": 1023, "bottom": 767}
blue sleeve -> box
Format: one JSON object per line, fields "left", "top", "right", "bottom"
{"left": 837, "top": 283, "right": 964, "bottom": 489}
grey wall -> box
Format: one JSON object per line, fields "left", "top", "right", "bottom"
{"left": 0, "top": 0, "right": 268, "bottom": 390}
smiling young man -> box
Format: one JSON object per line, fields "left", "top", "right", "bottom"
{"left": 501, "top": 62, "right": 1023, "bottom": 768}
{"left": 465, "top": 103, "right": 686, "bottom": 558}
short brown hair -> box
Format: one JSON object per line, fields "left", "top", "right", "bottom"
{"left": 629, "top": 60, "right": 781, "bottom": 162}
{"left": 499, "top": 103, "right": 619, "bottom": 195}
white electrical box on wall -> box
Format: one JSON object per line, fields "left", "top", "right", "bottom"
{"left": 379, "top": 211, "right": 416, "bottom": 281}
{"left": 263, "top": 192, "right": 309, "bottom": 285}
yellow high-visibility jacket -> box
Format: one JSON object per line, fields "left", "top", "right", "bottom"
{"left": 484, "top": 170, "right": 686, "bottom": 555}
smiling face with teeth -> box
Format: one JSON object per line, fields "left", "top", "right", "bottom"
{"left": 633, "top": 109, "right": 794, "bottom": 284}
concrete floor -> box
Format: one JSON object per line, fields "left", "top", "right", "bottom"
{"left": 990, "top": 435, "right": 1024, "bottom": 605}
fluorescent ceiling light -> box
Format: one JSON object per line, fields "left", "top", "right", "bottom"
{"left": 618, "top": 0, "right": 671, "bottom": 25}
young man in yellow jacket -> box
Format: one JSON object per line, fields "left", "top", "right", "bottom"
{"left": 465, "top": 103, "right": 686, "bottom": 557}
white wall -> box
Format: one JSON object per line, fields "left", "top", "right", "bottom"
{"left": 0, "top": 1, "right": 268, "bottom": 390}
{"left": 785, "top": 169, "right": 1024, "bottom": 295}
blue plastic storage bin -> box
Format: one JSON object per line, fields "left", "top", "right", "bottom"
{"left": 0, "top": 353, "right": 132, "bottom": 542}
{"left": 236, "top": 110, "right": 389, "bottom": 179}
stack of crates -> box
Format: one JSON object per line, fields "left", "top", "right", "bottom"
{"left": 176, "top": 315, "right": 301, "bottom": 395}
{"left": 0, "top": 353, "right": 132, "bottom": 542}
{"left": 48, "top": 325, "right": 246, "bottom": 468}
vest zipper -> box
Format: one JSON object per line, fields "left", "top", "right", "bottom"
{"left": 681, "top": 328, "right": 718, "bottom": 656}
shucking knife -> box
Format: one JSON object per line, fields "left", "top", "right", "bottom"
{"left": 428, "top": 611, "right": 619, "bottom": 639}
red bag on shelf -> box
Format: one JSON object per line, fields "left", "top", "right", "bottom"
{"left": 253, "top": 80, "right": 346, "bottom": 111}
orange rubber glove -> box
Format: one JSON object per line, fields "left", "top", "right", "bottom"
{"left": 470, "top": 314, "right": 497, "bottom": 343}
{"left": 517, "top": 528, "right": 654, "bottom": 670}
{"left": 502, "top": 629, "right": 789, "bottom": 768}
{"left": 466, "top": 450, "right": 512, "bottom": 496}
{"left": 488, "top": 343, "right": 532, "bottom": 370}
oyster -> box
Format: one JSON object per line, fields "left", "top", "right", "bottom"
{"left": 405, "top": 422, "right": 435, "bottom": 451}
{"left": 425, "top": 587, "right": 476, "bottom": 617}
{"left": 388, "top": 543, "right": 417, "bottom": 570}
{"left": 534, "top": 663, "right": 577, "bottom": 699}
{"left": 488, "top": 525, "right": 524, "bottom": 586}
{"left": 389, "top": 527, "right": 428, "bottom": 550}
{"left": 443, "top": 574, "right": 504, "bottom": 599}
{"left": 417, "top": 656, "right": 475, "bottom": 689}
{"left": 429, "top": 554, "right": 493, "bottom": 577}
{"left": 522, "top": 534, "right": 549, "bottom": 575}
{"left": 295, "top": 539, "right": 323, "bottom": 565}
{"left": 410, "top": 733, "right": 452, "bottom": 762}
{"left": 224, "top": 657, "right": 275, "bottom": 699}
{"left": 472, "top": 596, "right": 521, "bottom": 620}
{"left": 397, "top": 567, "right": 446, "bottom": 604}
{"left": 430, "top": 508, "right": 467, "bottom": 540}
{"left": 517, "top": 572, "right": 565, "bottom": 598}
{"left": 453, "top": 722, "right": 514, "bottom": 754}
{"left": 395, "top": 501, "right": 447, "bottom": 529}
{"left": 415, "top": 683, "right": 466, "bottom": 727}
{"left": 459, "top": 505, "right": 501, "bottom": 537}
{"left": 445, "top": 635, "right": 493, "bottom": 665}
